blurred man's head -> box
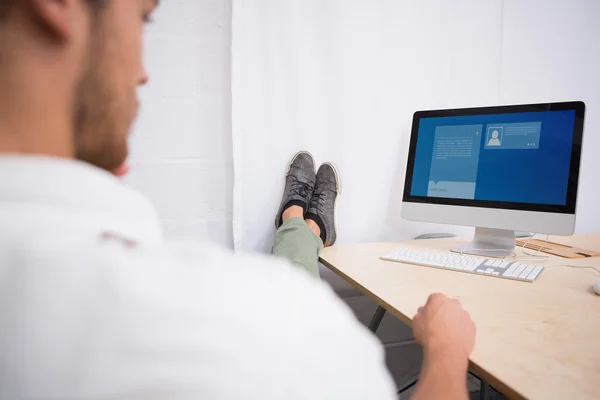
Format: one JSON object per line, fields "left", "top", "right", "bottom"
{"left": 0, "top": 0, "right": 157, "bottom": 172}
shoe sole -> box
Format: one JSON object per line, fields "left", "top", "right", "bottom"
{"left": 275, "top": 151, "right": 316, "bottom": 229}
{"left": 321, "top": 162, "right": 342, "bottom": 246}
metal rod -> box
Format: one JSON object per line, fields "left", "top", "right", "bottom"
{"left": 368, "top": 305, "right": 386, "bottom": 333}
{"left": 480, "top": 381, "right": 490, "bottom": 400}
{"left": 397, "top": 379, "right": 418, "bottom": 395}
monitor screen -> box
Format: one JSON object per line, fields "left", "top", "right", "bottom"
{"left": 404, "top": 102, "right": 585, "bottom": 214}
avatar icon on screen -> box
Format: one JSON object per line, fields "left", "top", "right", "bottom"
{"left": 487, "top": 130, "right": 501, "bottom": 146}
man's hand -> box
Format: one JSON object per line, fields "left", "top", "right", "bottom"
{"left": 413, "top": 293, "right": 476, "bottom": 360}
{"left": 410, "top": 294, "right": 476, "bottom": 400}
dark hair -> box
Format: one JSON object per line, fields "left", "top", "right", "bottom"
{"left": 0, "top": 0, "right": 107, "bottom": 21}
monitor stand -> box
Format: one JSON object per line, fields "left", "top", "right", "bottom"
{"left": 451, "top": 227, "right": 516, "bottom": 258}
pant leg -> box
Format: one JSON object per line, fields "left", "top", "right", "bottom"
{"left": 272, "top": 217, "right": 324, "bottom": 278}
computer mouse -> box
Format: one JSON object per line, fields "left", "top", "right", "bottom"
{"left": 594, "top": 280, "right": 600, "bottom": 296}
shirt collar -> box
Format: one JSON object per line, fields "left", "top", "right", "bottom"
{"left": 0, "top": 155, "right": 163, "bottom": 242}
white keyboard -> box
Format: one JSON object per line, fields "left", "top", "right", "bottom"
{"left": 381, "top": 248, "right": 545, "bottom": 282}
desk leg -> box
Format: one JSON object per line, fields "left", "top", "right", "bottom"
{"left": 479, "top": 381, "right": 490, "bottom": 400}
{"left": 368, "top": 306, "right": 386, "bottom": 333}
{"left": 368, "top": 306, "right": 419, "bottom": 396}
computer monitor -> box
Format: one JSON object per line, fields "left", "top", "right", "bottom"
{"left": 402, "top": 101, "right": 586, "bottom": 257}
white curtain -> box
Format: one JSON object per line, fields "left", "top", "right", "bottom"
{"left": 231, "top": 0, "right": 600, "bottom": 254}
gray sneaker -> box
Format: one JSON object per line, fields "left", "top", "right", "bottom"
{"left": 274, "top": 151, "right": 316, "bottom": 229}
{"left": 306, "top": 163, "right": 341, "bottom": 246}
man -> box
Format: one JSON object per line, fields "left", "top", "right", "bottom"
{"left": 0, "top": 1, "right": 476, "bottom": 399}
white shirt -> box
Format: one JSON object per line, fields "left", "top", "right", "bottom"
{"left": 0, "top": 156, "right": 395, "bottom": 399}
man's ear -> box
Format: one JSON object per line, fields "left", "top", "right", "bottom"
{"left": 29, "top": 0, "right": 74, "bottom": 40}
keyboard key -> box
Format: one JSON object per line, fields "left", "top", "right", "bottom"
{"left": 527, "top": 270, "right": 541, "bottom": 280}
{"left": 424, "top": 262, "right": 444, "bottom": 268}
{"left": 518, "top": 271, "right": 530, "bottom": 279}
{"left": 514, "top": 265, "right": 526, "bottom": 275}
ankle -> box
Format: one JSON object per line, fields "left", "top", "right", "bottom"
{"left": 305, "top": 219, "right": 321, "bottom": 237}
{"left": 305, "top": 212, "right": 327, "bottom": 244}
{"left": 282, "top": 205, "right": 304, "bottom": 223}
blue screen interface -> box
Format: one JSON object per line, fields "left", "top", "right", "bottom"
{"left": 410, "top": 110, "right": 576, "bottom": 205}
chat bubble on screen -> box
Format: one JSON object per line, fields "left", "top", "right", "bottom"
{"left": 427, "top": 124, "right": 483, "bottom": 200}
{"left": 484, "top": 122, "right": 542, "bottom": 150}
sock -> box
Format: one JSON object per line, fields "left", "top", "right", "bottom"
{"left": 305, "top": 212, "right": 326, "bottom": 243}
{"left": 280, "top": 200, "right": 307, "bottom": 226}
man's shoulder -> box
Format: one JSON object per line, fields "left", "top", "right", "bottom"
{"left": 0, "top": 239, "right": 395, "bottom": 398}
{"left": 112, "top": 240, "right": 379, "bottom": 352}
{"left": 165, "top": 240, "right": 351, "bottom": 319}
{"left": 2, "top": 234, "right": 353, "bottom": 333}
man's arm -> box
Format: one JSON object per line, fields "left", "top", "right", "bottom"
{"left": 411, "top": 349, "right": 470, "bottom": 400}
{"left": 410, "top": 293, "right": 476, "bottom": 400}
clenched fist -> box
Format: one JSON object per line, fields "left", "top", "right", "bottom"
{"left": 413, "top": 293, "right": 476, "bottom": 359}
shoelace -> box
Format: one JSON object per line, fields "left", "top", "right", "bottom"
{"left": 310, "top": 191, "right": 327, "bottom": 213}
{"left": 290, "top": 180, "right": 313, "bottom": 199}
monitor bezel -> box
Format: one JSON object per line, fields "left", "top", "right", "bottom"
{"left": 402, "top": 101, "right": 585, "bottom": 215}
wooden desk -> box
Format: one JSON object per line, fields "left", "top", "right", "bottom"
{"left": 319, "top": 234, "right": 600, "bottom": 400}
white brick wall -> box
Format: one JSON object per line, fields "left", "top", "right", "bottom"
{"left": 126, "top": 0, "right": 234, "bottom": 248}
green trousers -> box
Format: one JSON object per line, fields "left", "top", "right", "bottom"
{"left": 272, "top": 217, "right": 324, "bottom": 278}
